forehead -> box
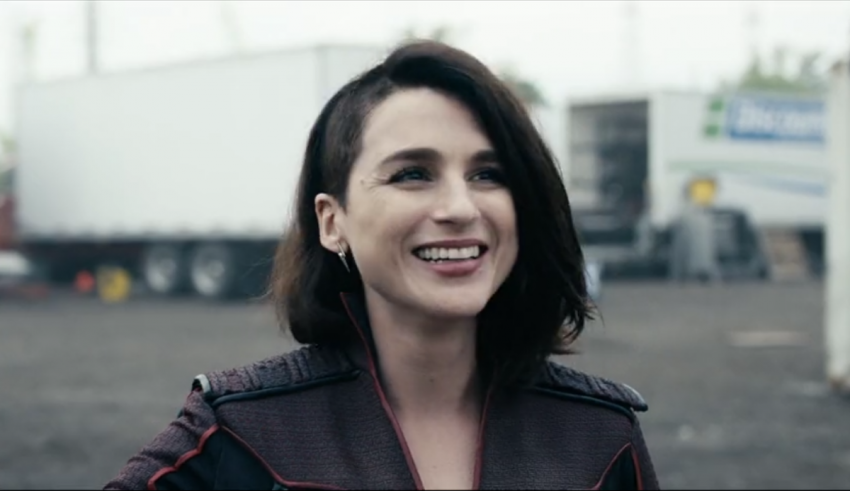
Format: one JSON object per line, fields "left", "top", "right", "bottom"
{"left": 358, "top": 88, "right": 492, "bottom": 161}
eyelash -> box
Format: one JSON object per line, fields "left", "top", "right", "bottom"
{"left": 388, "top": 166, "right": 506, "bottom": 184}
{"left": 389, "top": 167, "right": 430, "bottom": 183}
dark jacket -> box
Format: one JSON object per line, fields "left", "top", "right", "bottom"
{"left": 105, "top": 293, "right": 660, "bottom": 490}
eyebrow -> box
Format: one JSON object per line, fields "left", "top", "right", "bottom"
{"left": 378, "top": 147, "right": 499, "bottom": 167}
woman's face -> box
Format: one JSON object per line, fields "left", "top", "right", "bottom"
{"left": 316, "top": 88, "right": 518, "bottom": 321}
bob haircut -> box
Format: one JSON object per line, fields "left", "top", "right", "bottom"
{"left": 270, "top": 40, "right": 593, "bottom": 386}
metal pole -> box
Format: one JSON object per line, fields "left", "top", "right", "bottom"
{"left": 622, "top": 0, "right": 640, "bottom": 89}
{"left": 826, "top": 58, "right": 850, "bottom": 393}
{"left": 219, "top": 1, "right": 243, "bottom": 54}
{"left": 745, "top": 2, "right": 760, "bottom": 65}
{"left": 85, "top": 0, "right": 98, "bottom": 75}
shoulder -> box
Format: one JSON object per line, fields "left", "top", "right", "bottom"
{"left": 191, "top": 344, "right": 359, "bottom": 407}
{"left": 532, "top": 360, "right": 649, "bottom": 418}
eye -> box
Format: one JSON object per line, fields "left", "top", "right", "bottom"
{"left": 471, "top": 167, "right": 506, "bottom": 184}
{"left": 388, "top": 166, "right": 431, "bottom": 184}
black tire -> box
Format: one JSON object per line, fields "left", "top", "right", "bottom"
{"left": 188, "top": 242, "right": 238, "bottom": 300}
{"left": 141, "top": 243, "right": 189, "bottom": 296}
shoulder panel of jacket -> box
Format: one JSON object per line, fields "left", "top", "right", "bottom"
{"left": 536, "top": 361, "right": 649, "bottom": 414}
{"left": 191, "top": 344, "right": 359, "bottom": 406}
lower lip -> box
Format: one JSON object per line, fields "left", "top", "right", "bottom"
{"left": 415, "top": 253, "right": 485, "bottom": 278}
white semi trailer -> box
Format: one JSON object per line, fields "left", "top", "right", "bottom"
{"left": 14, "top": 44, "right": 388, "bottom": 299}
{"left": 13, "top": 43, "right": 595, "bottom": 300}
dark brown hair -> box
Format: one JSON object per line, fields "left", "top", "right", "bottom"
{"left": 269, "top": 40, "right": 593, "bottom": 386}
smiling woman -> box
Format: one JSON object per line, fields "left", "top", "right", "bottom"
{"left": 312, "top": 86, "right": 519, "bottom": 344}
{"left": 105, "top": 41, "right": 659, "bottom": 491}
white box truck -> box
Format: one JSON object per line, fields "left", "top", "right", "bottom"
{"left": 14, "top": 44, "right": 388, "bottom": 299}
{"left": 565, "top": 90, "right": 828, "bottom": 279}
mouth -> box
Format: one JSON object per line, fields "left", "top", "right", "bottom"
{"left": 412, "top": 243, "right": 488, "bottom": 263}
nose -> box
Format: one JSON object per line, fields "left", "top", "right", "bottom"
{"left": 431, "top": 176, "right": 481, "bottom": 226}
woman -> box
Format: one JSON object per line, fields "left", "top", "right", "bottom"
{"left": 105, "top": 40, "right": 659, "bottom": 490}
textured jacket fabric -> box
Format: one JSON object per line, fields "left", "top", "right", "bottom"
{"left": 105, "top": 293, "right": 660, "bottom": 490}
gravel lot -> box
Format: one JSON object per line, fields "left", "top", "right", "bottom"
{"left": 1, "top": 280, "right": 848, "bottom": 489}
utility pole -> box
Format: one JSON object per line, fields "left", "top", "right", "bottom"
{"left": 16, "top": 17, "right": 38, "bottom": 85}
{"left": 85, "top": 0, "right": 99, "bottom": 75}
{"left": 219, "top": 1, "right": 243, "bottom": 55}
{"left": 622, "top": 0, "right": 640, "bottom": 89}
{"left": 745, "top": 2, "right": 760, "bottom": 63}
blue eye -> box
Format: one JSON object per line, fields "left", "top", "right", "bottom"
{"left": 389, "top": 167, "right": 430, "bottom": 183}
{"left": 473, "top": 167, "right": 506, "bottom": 183}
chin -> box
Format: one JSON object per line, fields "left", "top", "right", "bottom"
{"left": 415, "top": 288, "right": 493, "bottom": 321}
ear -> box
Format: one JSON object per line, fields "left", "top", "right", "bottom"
{"left": 315, "top": 193, "right": 346, "bottom": 252}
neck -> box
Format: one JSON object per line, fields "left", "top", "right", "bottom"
{"left": 362, "top": 291, "right": 483, "bottom": 418}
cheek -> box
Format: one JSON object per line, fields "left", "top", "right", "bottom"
{"left": 488, "top": 191, "right": 518, "bottom": 241}
{"left": 491, "top": 193, "right": 519, "bottom": 269}
{"left": 345, "top": 190, "right": 424, "bottom": 253}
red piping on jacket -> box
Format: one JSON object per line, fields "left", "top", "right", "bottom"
{"left": 631, "top": 444, "right": 645, "bottom": 490}
{"left": 220, "top": 425, "right": 346, "bottom": 491}
{"left": 147, "top": 424, "right": 220, "bottom": 490}
{"left": 340, "top": 293, "right": 497, "bottom": 490}
{"left": 471, "top": 382, "right": 495, "bottom": 489}
{"left": 340, "top": 293, "right": 425, "bottom": 490}
{"left": 591, "top": 442, "right": 644, "bottom": 491}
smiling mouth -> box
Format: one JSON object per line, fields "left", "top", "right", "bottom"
{"left": 413, "top": 245, "right": 487, "bottom": 263}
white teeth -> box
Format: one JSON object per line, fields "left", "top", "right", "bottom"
{"left": 415, "top": 246, "right": 482, "bottom": 261}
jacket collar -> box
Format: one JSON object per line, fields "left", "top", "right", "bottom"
{"left": 227, "top": 293, "right": 640, "bottom": 490}
{"left": 338, "top": 291, "right": 501, "bottom": 388}
{"left": 338, "top": 292, "right": 383, "bottom": 376}
{"left": 337, "top": 291, "right": 427, "bottom": 489}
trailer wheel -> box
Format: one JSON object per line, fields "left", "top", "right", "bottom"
{"left": 189, "top": 242, "right": 238, "bottom": 300}
{"left": 141, "top": 243, "right": 189, "bottom": 296}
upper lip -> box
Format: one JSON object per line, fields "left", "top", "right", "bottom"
{"left": 413, "top": 239, "right": 488, "bottom": 250}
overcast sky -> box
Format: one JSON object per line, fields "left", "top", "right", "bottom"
{"left": 1, "top": 0, "right": 849, "bottom": 135}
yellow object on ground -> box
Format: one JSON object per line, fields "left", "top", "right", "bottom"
{"left": 96, "top": 266, "right": 132, "bottom": 303}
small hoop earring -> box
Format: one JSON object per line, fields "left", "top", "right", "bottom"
{"left": 337, "top": 243, "right": 351, "bottom": 273}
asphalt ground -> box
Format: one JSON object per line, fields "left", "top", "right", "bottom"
{"left": 1, "top": 280, "right": 848, "bottom": 490}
